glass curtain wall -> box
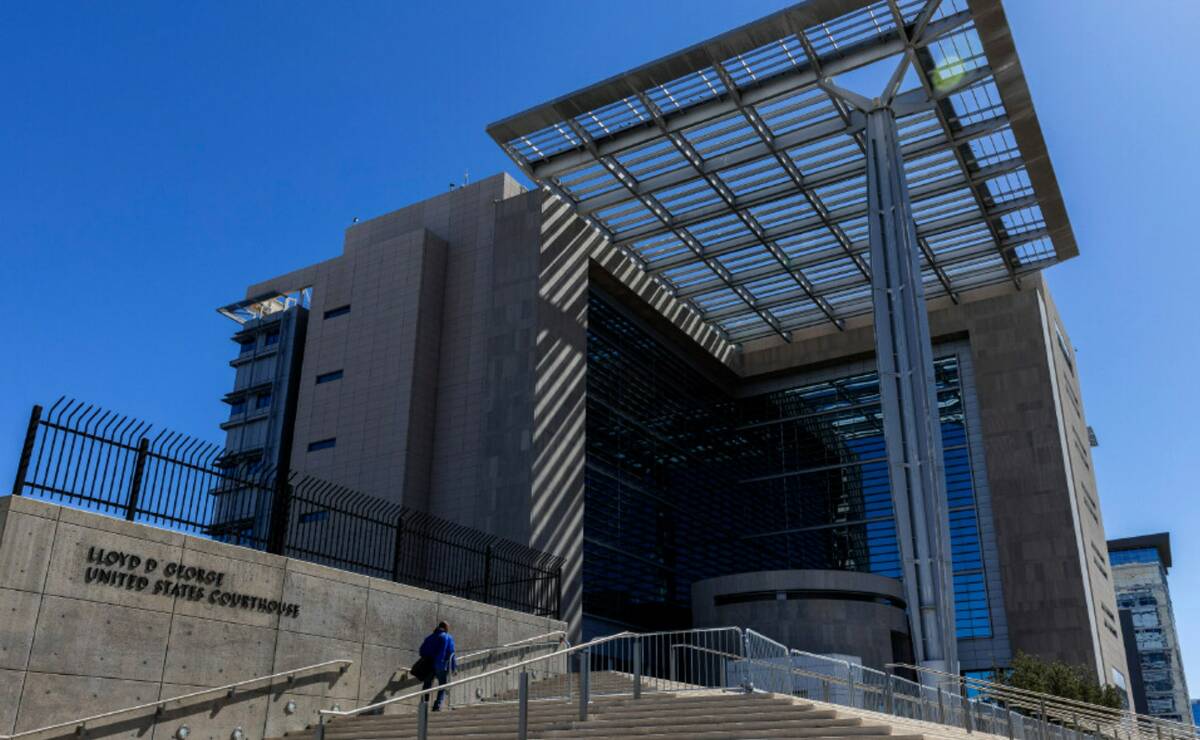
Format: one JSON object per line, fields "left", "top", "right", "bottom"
{"left": 584, "top": 290, "right": 992, "bottom": 644}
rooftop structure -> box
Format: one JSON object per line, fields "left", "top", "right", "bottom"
{"left": 488, "top": 0, "right": 1075, "bottom": 344}
{"left": 1109, "top": 532, "right": 1173, "bottom": 569}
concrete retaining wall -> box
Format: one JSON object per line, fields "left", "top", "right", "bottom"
{"left": 0, "top": 496, "right": 565, "bottom": 740}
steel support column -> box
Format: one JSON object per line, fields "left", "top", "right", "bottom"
{"left": 864, "top": 105, "right": 957, "bottom": 676}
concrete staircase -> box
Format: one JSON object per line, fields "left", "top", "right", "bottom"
{"left": 487, "top": 670, "right": 690, "bottom": 701}
{"left": 278, "top": 691, "right": 931, "bottom": 740}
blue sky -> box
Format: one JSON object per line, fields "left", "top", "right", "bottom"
{"left": 2, "top": 1, "right": 1197, "bottom": 691}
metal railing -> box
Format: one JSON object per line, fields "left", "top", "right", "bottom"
{"left": 317, "top": 626, "right": 797, "bottom": 740}
{"left": 0, "top": 631, "right": 572, "bottom": 740}
{"left": 11, "top": 398, "right": 563, "bottom": 618}
{"left": 314, "top": 626, "right": 1200, "bottom": 740}
{"left": 0, "top": 660, "right": 352, "bottom": 740}
{"left": 456, "top": 630, "right": 570, "bottom": 665}
{"left": 889, "top": 663, "right": 1200, "bottom": 740}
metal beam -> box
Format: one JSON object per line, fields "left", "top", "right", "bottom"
{"left": 642, "top": 174, "right": 1036, "bottom": 277}
{"left": 521, "top": 10, "right": 972, "bottom": 181}
{"left": 864, "top": 104, "right": 957, "bottom": 675}
{"left": 559, "top": 115, "right": 791, "bottom": 340}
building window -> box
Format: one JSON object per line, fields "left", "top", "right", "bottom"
{"left": 299, "top": 510, "right": 329, "bottom": 524}
{"left": 1054, "top": 322, "right": 1074, "bottom": 374}
{"left": 255, "top": 392, "right": 272, "bottom": 409}
{"left": 324, "top": 305, "right": 351, "bottom": 319}
{"left": 316, "top": 370, "right": 344, "bottom": 384}
{"left": 238, "top": 339, "right": 256, "bottom": 355}
{"left": 307, "top": 438, "right": 336, "bottom": 452}
{"left": 1110, "top": 548, "right": 1160, "bottom": 566}
{"left": 264, "top": 330, "right": 280, "bottom": 347}
{"left": 229, "top": 399, "right": 246, "bottom": 416}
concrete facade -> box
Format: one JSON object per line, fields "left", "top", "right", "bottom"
{"left": 691, "top": 571, "right": 911, "bottom": 671}
{"left": 0, "top": 495, "right": 565, "bottom": 740}
{"left": 219, "top": 179, "right": 1125, "bottom": 689}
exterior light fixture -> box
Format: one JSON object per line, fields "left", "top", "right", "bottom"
{"left": 231, "top": 728, "right": 245, "bottom": 740}
{"left": 176, "top": 726, "right": 190, "bottom": 740}
{"left": 284, "top": 700, "right": 297, "bottom": 715}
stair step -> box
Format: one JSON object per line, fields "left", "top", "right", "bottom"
{"left": 317, "top": 699, "right": 821, "bottom": 731}
{"left": 544, "top": 729, "right": 916, "bottom": 734}
{"left": 540, "top": 721, "right": 893, "bottom": 737}
{"left": 272, "top": 689, "right": 938, "bottom": 740}
{"left": 332, "top": 694, "right": 801, "bottom": 724}
{"left": 579, "top": 716, "right": 866, "bottom": 730}
{"left": 313, "top": 713, "right": 860, "bottom": 739}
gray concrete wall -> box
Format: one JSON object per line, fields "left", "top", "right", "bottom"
{"left": 278, "top": 228, "right": 448, "bottom": 503}
{"left": 1037, "top": 287, "right": 1129, "bottom": 691}
{"left": 0, "top": 496, "right": 565, "bottom": 740}
{"left": 691, "top": 570, "right": 910, "bottom": 671}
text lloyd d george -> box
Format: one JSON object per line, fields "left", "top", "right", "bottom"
{"left": 83, "top": 546, "right": 302, "bottom": 618}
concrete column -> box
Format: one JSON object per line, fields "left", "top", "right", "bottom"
{"left": 864, "top": 106, "right": 957, "bottom": 675}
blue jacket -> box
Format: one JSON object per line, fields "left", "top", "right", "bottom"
{"left": 420, "top": 629, "right": 457, "bottom": 673}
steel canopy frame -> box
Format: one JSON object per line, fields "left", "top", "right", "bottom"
{"left": 487, "top": 0, "right": 1076, "bottom": 345}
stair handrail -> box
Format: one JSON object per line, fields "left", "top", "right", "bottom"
{"left": 456, "top": 630, "right": 571, "bottom": 663}
{"left": 889, "top": 662, "right": 1200, "bottom": 740}
{"left": 320, "top": 626, "right": 746, "bottom": 722}
{"left": 0, "top": 659, "right": 353, "bottom": 740}
{"left": 322, "top": 631, "right": 635, "bottom": 721}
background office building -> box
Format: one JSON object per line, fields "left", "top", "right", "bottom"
{"left": 216, "top": 0, "right": 1128, "bottom": 687}
{"left": 1109, "top": 534, "right": 1193, "bottom": 723}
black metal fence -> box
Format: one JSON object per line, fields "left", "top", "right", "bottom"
{"left": 10, "top": 398, "right": 563, "bottom": 618}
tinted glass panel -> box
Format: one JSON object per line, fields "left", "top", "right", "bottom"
{"left": 584, "top": 290, "right": 991, "bottom": 638}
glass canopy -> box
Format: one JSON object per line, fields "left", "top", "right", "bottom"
{"left": 488, "top": 0, "right": 1076, "bottom": 344}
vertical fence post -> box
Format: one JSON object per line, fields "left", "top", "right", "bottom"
{"left": 555, "top": 565, "right": 564, "bottom": 621}
{"left": 847, "top": 667, "right": 856, "bottom": 709}
{"left": 11, "top": 404, "right": 42, "bottom": 496}
{"left": 483, "top": 545, "right": 494, "bottom": 604}
{"left": 416, "top": 699, "right": 428, "bottom": 740}
{"left": 579, "top": 647, "right": 591, "bottom": 721}
{"left": 742, "top": 631, "right": 754, "bottom": 693}
{"left": 937, "top": 687, "right": 945, "bottom": 725}
{"left": 633, "top": 637, "right": 642, "bottom": 699}
{"left": 670, "top": 648, "right": 678, "bottom": 685}
{"left": 885, "top": 675, "right": 895, "bottom": 715}
{"left": 125, "top": 438, "right": 150, "bottom": 521}
{"left": 1038, "top": 700, "right": 1048, "bottom": 740}
{"left": 266, "top": 477, "right": 292, "bottom": 555}
{"left": 517, "top": 672, "right": 529, "bottom": 740}
{"left": 391, "top": 514, "right": 406, "bottom": 582}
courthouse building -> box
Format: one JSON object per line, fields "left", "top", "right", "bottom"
{"left": 216, "top": 0, "right": 1128, "bottom": 688}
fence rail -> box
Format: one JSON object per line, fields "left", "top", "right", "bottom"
{"left": 11, "top": 398, "right": 563, "bottom": 618}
